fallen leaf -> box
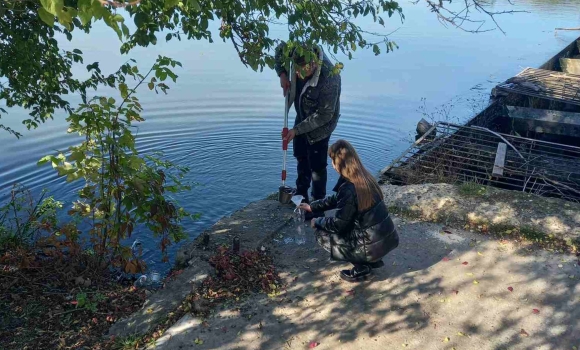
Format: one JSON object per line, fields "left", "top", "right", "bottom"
{"left": 473, "top": 280, "right": 479, "bottom": 284}
{"left": 308, "top": 341, "right": 320, "bottom": 348}
{"left": 466, "top": 273, "right": 474, "bottom": 276}
{"left": 146, "top": 308, "right": 153, "bottom": 314}
{"left": 402, "top": 344, "right": 408, "bottom": 347}
{"left": 462, "top": 261, "right": 469, "bottom": 265}
{"left": 194, "top": 337, "right": 204, "bottom": 345}
{"left": 508, "top": 287, "right": 514, "bottom": 292}
{"left": 520, "top": 329, "right": 529, "bottom": 337}
{"left": 346, "top": 289, "right": 355, "bottom": 296}
{"left": 532, "top": 309, "right": 540, "bottom": 314}
{"left": 442, "top": 257, "right": 450, "bottom": 262}
{"left": 457, "top": 332, "right": 465, "bottom": 336}
{"left": 451, "top": 290, "right": 459, "bottom": 295}
{"left": 558, "top": 264, "right": 563, "bottom": 268}
{"left": 443, "top": 337, "right": 450, "bottom": 342}
{"left": 478, "top": 252, "right": 483, "bottom": 256}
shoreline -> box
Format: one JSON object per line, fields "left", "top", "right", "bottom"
{"left": 107, "top": 182, "right": 580, "bottom": 343}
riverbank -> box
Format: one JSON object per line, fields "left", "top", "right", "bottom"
{"left": 106, "top": 183, "right": 580, "bottom": 349}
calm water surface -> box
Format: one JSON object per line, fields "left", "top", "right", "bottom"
{"left": 1, "top": 0, "right": 579, "bottom": 272}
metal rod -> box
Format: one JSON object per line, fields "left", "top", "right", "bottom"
{"left": 380, "top": 123, "right": 438, "bottom": 175}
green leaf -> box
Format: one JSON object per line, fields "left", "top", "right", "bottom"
{"left": 121, "top": 23, "right": 130, "bottom": 37}
{"left": 69, "top": 150, "right": 85, "bottom": 163}
{"left": 166, "top": 33, "right": 172, "bottom": 41}
{"left": 38, "top": 155, "right": 55, "bottom": 166}
{"left": 57, "top": 8, "right": 73, "bottom": 29}
{"left": 91, "top": 0, "right": 108, "bottom": 20}
{"left": 38, "top": 8, "right": 55, "bottom": 27}
{"left": 119, "top": 83, "right": 128, "bottom": 99}
{"left": 148, "top": 82, "right": 154, "bottom": 90}
{"left": 66, "top": 172, "right": 81, "bottom": 182}
{"left": 77, "top": 0, "right": 92, "bottom": 25}
{"left": 134, "top": 12, "right": 147, "bottom": 28}
{"left": 40, "top": 0, "right": 64, "bottom": 16}
{"left": 113, "top": 14, "right": 124, "bottom": 22}
{"left": 129, "top": 156, "right": 144, "bottom": 170}
{"left": 189, "top": 0, "right": 201, "bottom": 11}
{"left": 164, "top": 0, "right": 179, "bottom": 9}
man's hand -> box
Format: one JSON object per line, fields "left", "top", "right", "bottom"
{"left": 280, "top": 72, "right": 290, "bottom": 96}
{"left": 282, "top": 128, "right": 296, "bottom": 143}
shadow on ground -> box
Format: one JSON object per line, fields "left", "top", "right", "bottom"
{"left": 144, "top": 203, "right": 580, "bottom": 350}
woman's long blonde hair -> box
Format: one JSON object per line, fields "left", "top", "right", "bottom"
{"left": 328, "top": 139, "right": 383, "bottom": 211}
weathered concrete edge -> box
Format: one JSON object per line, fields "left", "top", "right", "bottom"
{"left": 108, "top": 257, "right": 211, "bottom": 339}
{"left": 108, "top": 202, "right": 293, "bottom": 340}
{"left": 382, "top": 183, "right": 580, "bottom": 250}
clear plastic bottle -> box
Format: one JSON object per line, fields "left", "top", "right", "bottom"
{"left": 293, "top": 207, "right": 306, "bottom": 245}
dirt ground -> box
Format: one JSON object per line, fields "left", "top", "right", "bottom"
{"left": 141, "top": 202, "right": 580, "bottom": 350}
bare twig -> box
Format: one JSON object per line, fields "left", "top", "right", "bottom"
{"left": 414, "top": 0, "right": 527, "bottom": 34}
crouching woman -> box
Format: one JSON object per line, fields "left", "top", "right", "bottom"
{"left": 299, "top": 139, "right": 399, "bottom": 282}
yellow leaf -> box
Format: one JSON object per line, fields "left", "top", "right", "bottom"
{"left": 473, "top": 280, "right": 479, "bottom": 284}
{"left": 146, "top": 308, "right": 153, "bottom": 314}
{"left": 457, "top": 332, "right": 465, "bottom": 336}
{"left": 194, "top": 337, "right": 203, "bottom": 345}
{"left": 466, "top": 273, "right": 474, "bottom": 276}
{"left": 478, "top": 252, "right": 483, "bottom": 256}
{"left": 443, "top": 337, "right": 450, "bottom": 342}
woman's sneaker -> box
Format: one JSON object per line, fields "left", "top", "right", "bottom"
{"left": 340, "top": 264, "right": 373, "bottom": 282}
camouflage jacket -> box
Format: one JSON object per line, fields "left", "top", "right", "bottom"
{"left": 274, "top": 42, "right": 341, "bottom": 145}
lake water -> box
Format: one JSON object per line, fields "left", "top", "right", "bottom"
{"left": 1, "top": 0, "right": 579, "bottom": 273}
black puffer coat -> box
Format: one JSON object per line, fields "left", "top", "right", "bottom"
{"left": 311, "top": 177, "right": 399, "bottom": 264}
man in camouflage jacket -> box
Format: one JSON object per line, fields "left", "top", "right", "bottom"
{"left": 275, "top": 42, "right": 342, "bottom": 213}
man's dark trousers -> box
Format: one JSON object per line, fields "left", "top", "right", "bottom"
{"left": 293, "top": 134, "right": 330, "bottom": 203}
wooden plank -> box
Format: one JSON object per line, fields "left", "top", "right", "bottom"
{"left": 560, "top": 58, "right": 580, "bottom": 74}
{"left": 493, "top": 143, "right": 507, "bottom": 177}
{"left": 505, "top": 106, "right": 580, "bottom": 137}
{"left": 506, "top": 106, "right": 580, "bottom": 126}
